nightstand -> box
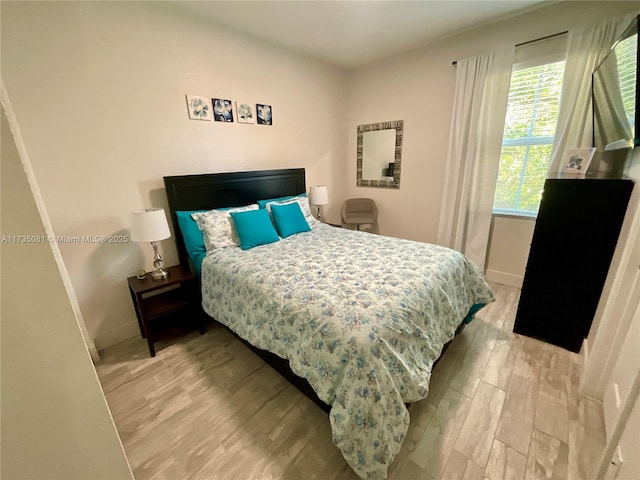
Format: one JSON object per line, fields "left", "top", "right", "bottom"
{"left": 127, "top": 265, "right": 204, "bottom": 357}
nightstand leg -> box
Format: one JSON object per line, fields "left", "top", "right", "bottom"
{"left": 129, "top": 288, "right": 146, "bottom": 338}
{"left": 147, "top": 340, "right": 156, "bottom": 357}
{"left": 140, "top": 319, "right": 155, "bottom": 357}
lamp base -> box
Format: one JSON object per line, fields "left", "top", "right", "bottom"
{"left": 151, "top": 268, "right": 169, "bottom": 280}
{"left": 150, "top": 241, "right": 169, "bottom": 280}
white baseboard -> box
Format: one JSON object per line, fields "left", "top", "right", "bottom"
{"left": 94, "top": 321, "right": 141, "bottom": 352}
{"left": 88, "top": 344, "right": 100, "bottom": 363}
{"left": 485, "top": 269, "right": 523, "bottom": 288}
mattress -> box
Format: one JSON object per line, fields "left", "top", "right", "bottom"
{"left": 200, "top": 223, "right": 494, "bottom": 479}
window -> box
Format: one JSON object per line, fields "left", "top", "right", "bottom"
{"left": 493, "top": 60, "right": 565, "bottom": 217}
{"left": 615, "top": 33, "right": 636, "bottom": 130}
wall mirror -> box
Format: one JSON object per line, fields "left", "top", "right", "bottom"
{"left": 357, "top": 120, "right": 403, "bottom": 189}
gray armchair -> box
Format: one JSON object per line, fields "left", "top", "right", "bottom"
{"left": 340, "top": 198, "right": 378, "bottom": 231}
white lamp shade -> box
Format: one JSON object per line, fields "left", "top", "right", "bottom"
{"left": 130, "top": 208, "right": 171, "bottom": 242}
{"left": 309, "top": 185, "right": 329, "bottom": 206}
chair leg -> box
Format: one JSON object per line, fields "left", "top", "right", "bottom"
{"left": 356, "top": 224, "right": 360, "bottom": 231}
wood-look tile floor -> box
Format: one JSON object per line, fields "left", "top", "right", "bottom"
{"left": 96, "top": 283, "right": 606, "bottom": 479}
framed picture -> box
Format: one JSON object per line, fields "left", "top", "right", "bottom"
{"left": 212, "top": 98, "right": 234, "bottom": 122}
{"left": 256, "top": 104, "right": 272, "bottom": 125}
{"left": 561, "top": 147, "right": 596, "bottom": 174}
{"left": 185, "top": 95, "right": 212, "bottom": 121}
{"left": 235, "top": 101, "right": 256, "bottom": 124}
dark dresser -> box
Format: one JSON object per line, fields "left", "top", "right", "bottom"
{"left": 513, "top": 172, "right": 633, "bottom": 352}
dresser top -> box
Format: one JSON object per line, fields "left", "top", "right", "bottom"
{"left": 548, "top": 171, "right": 632, "bottom": 181}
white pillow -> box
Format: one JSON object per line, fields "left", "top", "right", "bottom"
{"left": 265, "top": 196, "right": 319, "bottom": 226}
{"left": 191, "top": 204, "right": 258, "bottom": 252}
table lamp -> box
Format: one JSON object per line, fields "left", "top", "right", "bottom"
{"left": 309, "top": 185, "right": 329, "bottom": 220}
{"left": 131, "top": 208, "right": 171, "bottom": 279}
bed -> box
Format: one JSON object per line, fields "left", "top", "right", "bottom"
{"left": 163, "top": 168, "right": 494, "bottom": 480}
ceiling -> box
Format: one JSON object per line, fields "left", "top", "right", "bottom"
{"left": 171, "top": 0, "right": 551, "bottom": 69}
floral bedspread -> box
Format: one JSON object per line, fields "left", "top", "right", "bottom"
{"left": 200, "top": 223, "right": 494, "bottom": 479}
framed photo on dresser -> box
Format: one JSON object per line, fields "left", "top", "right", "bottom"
{"left": 560, "top": 147, "right": 596, "bottom": 174}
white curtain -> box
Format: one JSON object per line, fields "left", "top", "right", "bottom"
{"left": 593, "top": 48, "right": 633, "bottom": 149}
{"left": 437, "top": 47, "right": 514, "bottom": 270}
{"left": 547, "top": 12, "right": 638, "bottom": 174}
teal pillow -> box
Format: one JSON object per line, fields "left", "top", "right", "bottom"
{"left": 230, "top": 209, "right": 280, "bottom": 250}
{"left": 257, "top": 193, "right": 306, "bottom": 209}
{"left": 176, "top": 210, "right": 206, "bottom": 264}
{"left": 271, "top": 202, "right": 311, "bottom": 238}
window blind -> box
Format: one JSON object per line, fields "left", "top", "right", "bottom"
{"left": 493, "top": 60, "right": 566, "bottom": 216}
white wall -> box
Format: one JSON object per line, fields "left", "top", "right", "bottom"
{"left": 614, "top": 382, "right": 640, "bottom": 480}
{"left": 602, "top": 300, "right": 639, "bottom": 466}
{"left": 1, "top": 1, "right": 348, "bottom": 349}
{"left": 486, "top": 215, "right": 536, "bottom": 287}
{"left": 1, "top": 104, "right": 133, "bottom": 479}
{"left": 347, "top": 1, "right": 639, "bottom": 248}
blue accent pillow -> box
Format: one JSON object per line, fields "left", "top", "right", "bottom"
{"left": 271, "top": 202, "right": 311, "bottom": 238}
{"left": 176, "top": 210, "right": 206, "bottom": 267}
{"left": 230, "top": 209, "right": 280, "bottom": 250}
{"left": 257, "top": 193, "right": 307, "bottom": 209}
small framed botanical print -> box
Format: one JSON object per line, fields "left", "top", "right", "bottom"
{"left": 185, "top": 95, "right": 212, "bottom": 121}
{"left": 561, "top": 147, "right": 596, "bottom": 174}
{"left": 256, "top": 104, "right": 272, "bottom": 125}
{"left": 235, "top": 101, "right": 256, "bottom": 124}
{"left": 212, "top": 98, "right": 234, "bottom": 122}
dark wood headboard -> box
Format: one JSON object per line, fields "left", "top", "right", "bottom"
{"left": 163, "top": 168, "right": 306, "bottom": 269}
